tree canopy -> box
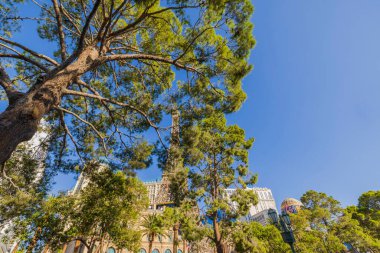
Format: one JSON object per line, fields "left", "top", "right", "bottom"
{"left": 291, "top": 190, "right": 380, "bottom": 253}
{"left": 182, "top": 113, "right": 257, "bottom": 253}
{"left": 0, "top": 0, "right": 255, "bottom": 171}
{"left": 11, "top": 164, "right": 148, "bottom": 252}
{"left": 349, "top": 190, "right": 380, "bottom": 240}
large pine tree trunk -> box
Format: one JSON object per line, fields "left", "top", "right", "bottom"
{"left": 213, "top": 214, "right": 226, "bottom": 253}
{"left": 0, "top": 46, "right": 99, "bottom": 165}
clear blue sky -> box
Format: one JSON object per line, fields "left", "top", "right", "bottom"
{"left": 236, "top": 0, "right": 380, "bottom": 207}
{"left": 1, "top": 1, "right": 380, "bottom": 208}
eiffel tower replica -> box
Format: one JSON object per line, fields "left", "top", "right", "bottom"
{"left": 147, "top": 109, "right": 181, "bottom": 210}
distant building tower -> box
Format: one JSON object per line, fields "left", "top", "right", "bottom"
{"left": 281, "top": 198, "right": 303, "bottom": 214}
{"left": 224, "top": 187, "right": 278, "bottom": 225}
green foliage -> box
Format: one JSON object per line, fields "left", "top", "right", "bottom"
{"left": 140, "top": 213, "right": 168, "bottom": 253}
{"left": 141, "top": 213, "right": 167, "bottom": 240}
{"left": 162, "top": 202, "right": 208, "bottom": 244}
{"left": 73, "top": 166, "right": 148, "bottom": 251}
{"left": 331, "top": 209, "right": 380, "bottom": 252}
{"left": 0, "top": 141, "right": 49, "bottom": 232}
{"left": 1, "top": 0, "right": 255, "bottom": 171}
{"left": 349, "top": 190, "right": 380, "bottom": 240}
{"left": 290, "top": 209, "right": 345, "bottom": 253}
{"left": 0, "top": 0, "right": 24, "bottom": 37}
{"left": 232, "top": 222, "right": 289, "bottom": 253}
{"left": 300, "top": 190, "right": 342, "bottom": 229}
{"left": 182, "top": 112, "right": 257, "bottom": 251}
{"left": 185, "top": 113, "right": 257, "bottom": 215}
{"left": 291, "top": 190, "right": 380, "bottom": 253}
{"left": 12, "top": 164, "right": 148, "bottom": 252}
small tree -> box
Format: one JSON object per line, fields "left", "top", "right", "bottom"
{"left": 331, "top": 209, "right": 380, "bottom": 252}
{"left": 141, "top": 213, "right": 167, "bottom": 253}
{"left": 13, "top": 165, "right": 148, "bottom": 253}
{"left": 349, "top": 190, "right": 380, "bottom": 240}
{"left": 291, "top": 190, "right": 380, "bottom": 253}
{"left": 290, "top": 208, "right": 344, "bottom": 253}
{"left": 231, "top": 221, "right": 289, "bottom": 253}
{"left": 183, "top": 113, "right": 257, "bottom": 253}
{"left": 0, "top": 148, "right": 45, "bottom": 227}
{"left": 0, "top": 139, "right": 50, "bottom": 252}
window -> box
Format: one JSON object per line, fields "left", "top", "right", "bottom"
{"left": 152, "top": 249, "right": 160, "bottom": 253}
{"left": 139, "top": 249, "right": 147, "bottom": 253}
{"left": 168, "top": 232, "right": 173, "bottom": 242}
{"left": 165, "top": 250, "right": 172, "bottom": 253}
{"left": 178, "top": 250, "right": 183, "bottom": 253}
{"left": 107, "top": 248, "right": 116, "bottom": 253}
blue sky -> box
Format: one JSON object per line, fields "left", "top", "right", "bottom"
{"left": 236, "top": 0, "right": 380, "bottom": 207}
{"left": 1, "top": 1, "right": 380, "bottom": 208}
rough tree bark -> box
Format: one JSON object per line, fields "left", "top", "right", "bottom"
{"left": 0, "top": 46, "right": 99, "bottom": 165}
{"left": 213, "top": 213, "right": 226, "bottom": 253}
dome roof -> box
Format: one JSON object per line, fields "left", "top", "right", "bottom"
{"left": 281, "top": 198, "right": 303, "bottom": 214}
{"left": 281, "top": 198, "right": 302, "bottom": 208}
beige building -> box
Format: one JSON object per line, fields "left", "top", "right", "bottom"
{"left": 224, "top": 187, "right": 278, "bottom": 226}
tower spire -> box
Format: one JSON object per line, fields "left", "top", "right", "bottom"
{"left": 162, "top": 109, "right": 180, "bottom": 180}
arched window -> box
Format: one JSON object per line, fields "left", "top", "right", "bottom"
{"left": 168, "top": 233, "right": 173, "bottom": 242}
{"left": 152, "top": 249, "right": 160, "bottom": 253}
{"left": 139, "top": 249, "right": 147, "bottom": 253}
{"left": 107, "top": 247, "right": 116, "bottom": 253}
{"left": 165, "top": 250, "right": 172, "bottom": 253}
{"left": 177, "top": 250, "right": 183, "bottom": 253}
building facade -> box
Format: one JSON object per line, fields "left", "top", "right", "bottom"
{"left": 224, "top": 187, "right": 278, "bottom": 226}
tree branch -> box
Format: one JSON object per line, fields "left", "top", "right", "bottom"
{"left": 51, "top": 0, "right": 102, "bottom": 74}
{"left": 0, "top": 54, "right": 49, "bottom": 72}
{"left": 55, "top": 106, "right": 107, "bottom": 155}
{"left": 63, "top": 88, "right": 169, "bottom": 150}
{"left": 0, "top": 64, "right": 24, "bottom": 103}
{"left": 108, "top": 0, "right": 156, "bottom": 38}
{"left": 78, "top": 0, "right": 101, "bottom": 52}
{"left": 173, "top": 27, "right": 212, "bottom": 63}
{"left": 0, "top": 36, "right": 58, "bottom": 66}
{"left": 59, "top": 5, "right": 82, "bottom": 36}
{"left": 52, "top": 0, "right": 67, "bottom": 61}
{"left": 1, "top": 163, "right": 21, "bottom": 190}
{"left": 74, "top": 79, "right": 136, "bottom": 150}
{"left": 0, "top": 65, "right": 12, "bottom": 92}
{"left": 59, "top": 110, "right": 84, "bottom": 163}
{"left": 108, "top": 4, "right": 201, "bottom": 38}
{"left": 101, "top": 53, "right": 198, "bottom": 73}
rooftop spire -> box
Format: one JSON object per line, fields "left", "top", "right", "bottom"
{"left": 162, "top": 109, "right": 180, "bottom": 181}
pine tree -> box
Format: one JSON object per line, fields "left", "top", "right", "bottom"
{"left": 349, "top": 190, "right": 380, "bottom": 240}
{"left": 0, "top": 0, "right": 255, "bottom": 171}
{"left": 183, "top": 112, "right": 257, "bottom": 253}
